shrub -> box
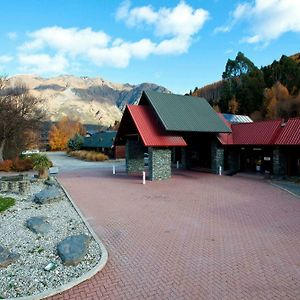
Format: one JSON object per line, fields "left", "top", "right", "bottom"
{"left": 0, "top": 160, "right": 13, "bottom": 172}
{"left": 68, "top": 133, "right": 84, "bottom": 151}
{"left": 0, "top": 197, "right": 16, "bottom": 212}
{"left": 32, "top": 154, "right": 52, "bottom": 179}
{"left": 69, "top": 150, "right": 108, "bottom": 161}
{"left": 12, "top": 157, "right": 33, "bottom": 172}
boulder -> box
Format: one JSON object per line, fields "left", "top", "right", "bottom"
{"left": 0, "top": 245, "right": 19, "bottom": 268}
{"left": 26, "top": 216, "right": 52, "bottom": 234}
{"left": 57, "top": 234, "right": 91, "bottom": 266}
{"left": 33, "top": 186, "right": 62, "bottom": 204}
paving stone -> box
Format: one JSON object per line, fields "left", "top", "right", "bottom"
{"left": 48, "top": 169, "right": 300, "bottom": 300}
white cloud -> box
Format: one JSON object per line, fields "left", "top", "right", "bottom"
{"left": 18, "top": 53, "right": 68, "bottom": 74}
{"left": 7, "top": 32, "right": 17, "bottom": 40}
{"left": 217, "top": 0, "right": 300, "bottom": 44}
{"left": 117, "top": 1, "right": 209, "bottom": 39}
{"left": 0, "top": 55, "right": 13, "bottom": 64}
{"left": 20, "top": 27, "right": 110, "bottom": 56}
{"left": 17, "top": 1, "right": 209, "bottom": 73}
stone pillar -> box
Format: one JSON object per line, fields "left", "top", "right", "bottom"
{"left": 211, "top": 141, "right": 224, "bottom": 174}
{"left": 273, "top": 147, "right": 286, "bottom": 176}
{"left": 149, "top": 147, "right": 171, "bottom": 180}
{"left": 228, "top": 149, "right": 240, "bottom": 173}
{"left": 181, "top": 147, "right": 187, "bottom": 169}
{"left": 126, "top": 140, "right": 145, "bottom": 174}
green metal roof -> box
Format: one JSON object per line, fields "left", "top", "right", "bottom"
{"left": 83, "top": 131, "right": 116, "bottom": 148}
{"left": 143, "top": 91, "right": 231, "bottom": 133}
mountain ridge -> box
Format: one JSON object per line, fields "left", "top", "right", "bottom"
{"left": 7, "top": 74, "right": 170, "bottom": 126}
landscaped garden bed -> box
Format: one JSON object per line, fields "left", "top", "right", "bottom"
{"left": 0, "top": 175, "right": 106, "bottom": 299}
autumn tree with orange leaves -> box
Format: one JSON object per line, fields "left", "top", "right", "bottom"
{"left": 48, "top": 116, "right": 86, "bottom": 151}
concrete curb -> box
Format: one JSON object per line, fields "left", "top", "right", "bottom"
{"left": 9, "top": 178, "right": 108, "bottom": 300}
{"left": 269, "top": 181, "right": 300, "bottom": 199}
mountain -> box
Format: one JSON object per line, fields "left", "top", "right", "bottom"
{"left": 290, "top": 53, "right": 300, "bottom": 64}
{"left": 7, "top": 75, "right": 170, "bottom": 126}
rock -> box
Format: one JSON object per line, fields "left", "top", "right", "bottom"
{"left": 26, "top": 216, "right": 52, "bottom": 234}
{"left": 33, "top": 186, "right": 62, "bottom": 204}
{"left": 0, "top": 245, "right": 19, "bottom": 268}
{"left": 57, "top": 234, "right": 91, "bottom": 266}
{"left": 44, "top": 178, "right": 57, "bottom": 186}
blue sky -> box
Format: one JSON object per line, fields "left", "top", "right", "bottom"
{"left": 0, "top": 0, "right": 299, "bottom": 93}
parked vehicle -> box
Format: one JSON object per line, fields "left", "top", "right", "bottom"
{"left": 21, "top": 149, "right": 40, "bottom": 156}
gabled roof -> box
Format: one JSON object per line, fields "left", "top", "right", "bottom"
{"left": 126, "top": 105, "right": 187, "bottom": 147}
{"left": 275, "top": 118, "right": 300, "bottom": 145}
{"left": 83, "top": 131, "right": 116, "bottom": 148}
{"left": 142, "top": 91, "right": 231, "bottom": 133}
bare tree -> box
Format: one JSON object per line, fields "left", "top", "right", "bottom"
{"left": 0, "top": 77, "right": 45, "bottom": 161}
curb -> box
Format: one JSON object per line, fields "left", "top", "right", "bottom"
{"left": 269, "top": 181, "right": 300, "bottom": 199}
{"left": 8, "top": 178, "right": 108, "bottom": 300}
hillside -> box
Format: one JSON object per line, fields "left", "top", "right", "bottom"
{"left": 192, "top": 52, "right": 300, "bottom": 119}
{"left": 7, "top": 75, "right": 170, "bottom": 126}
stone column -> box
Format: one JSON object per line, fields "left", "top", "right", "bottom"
{"left": 126, "top": 140, "right": 145, "bottom": 174}
{"left": 228, "top": 148, "right": 240, "bottom": 173}
{"left": 149, "top": 147, "right": 171, "bottom": 180}
{"left": 211, "top": 141, "right": 224, "bottom": 174}
{"left": 273, "top": 147, "right": 286, "bottom": 176}
{"left": 181, "top": 147, "right": 187, "bottom": 169}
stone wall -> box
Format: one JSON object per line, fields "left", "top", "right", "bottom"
{"left": 181, "top": 147, "right": 187, "bottom": 169}
{"left": 149, "top": 147, "right": 171, "bottom": 180}
{"left": 227, "top": 148, "right": 240, "bottom": 173}
{"left": 126, "top": 140, "right": 145, "bottom": 174}
{"left": 273, "top": 147, "right": 287, "bottom": 176}
{"left": 211, "top": 141, "right": 224, "bottom": 174}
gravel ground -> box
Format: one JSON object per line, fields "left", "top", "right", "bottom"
{"left": 0, "top": 178, "right": 102, "bottom": 299}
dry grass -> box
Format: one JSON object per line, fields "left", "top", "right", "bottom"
{"left": 69, "top": 150, "right": 109, "bottom": 162}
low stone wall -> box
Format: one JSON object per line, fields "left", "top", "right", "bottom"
{"left": 0, "top": 176, "right": 30, "bottom": 194}
{"left": 149, "top": 147, "right": 171, "bottom": 180}
{"left": 126, "top": 140, "right": 145, "bottom": 174}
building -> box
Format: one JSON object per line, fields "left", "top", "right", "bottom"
{"left": 82, "top": 131, "right": 117, "bottom": 158}
{"left": 115, "top": 91, "right": 231, "bottom": 180}
{"left": 116, "top": 91, "right": 300, "bottom": 180}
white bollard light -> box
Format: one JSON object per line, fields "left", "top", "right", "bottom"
{"left": 112, "top": 165, "right": 116, "bottom": 175}
{"left": 142, "top": 171, "right": 146, "bottom": 184}
{"left": 219, "top": 165, "right": 222, "bottom": 176}
{"left": 176, "top": 161, "right": 179, "bottom": 169}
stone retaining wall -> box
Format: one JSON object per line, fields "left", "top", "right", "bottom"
{"left": 0, "top": 177, "right": 30, "bottom": 194}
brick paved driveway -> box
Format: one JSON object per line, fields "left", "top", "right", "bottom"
{"left": 50, "top": 170, "right": 300, "bottom": 300}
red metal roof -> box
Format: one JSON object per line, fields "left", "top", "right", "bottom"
{"left": 232, "top": 120, "right": 282, "bottom": 145}
{"left": 275, "top": 118, "right": 300, "bottom": 145}
{"left": 217, "top": 118, "right": 283, "bottom": 145}
{"left": 127, "top": 105, "right": 187, "bottom": 147}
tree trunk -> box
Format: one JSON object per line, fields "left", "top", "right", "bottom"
{"left": 0, "top": 139, "right": 5, "bottom": 162}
